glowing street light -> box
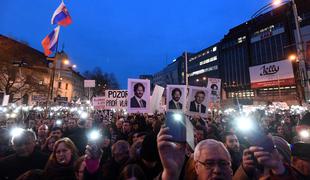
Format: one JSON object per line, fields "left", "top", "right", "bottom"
{"left": 63, "top": 59, "right": 70, "bottom": 65}
{"left": 272, "top": 0, "right": 282, "bottom": 6}
{"left": 289, "top": 54, "right": 297, "bottom": 61}
{"left": 72, "top": 64, "right": 77, "bottom": 68}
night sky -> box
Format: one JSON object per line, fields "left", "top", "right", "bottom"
{"left": 1, "top": 0, "right": 270, "bottom": 88}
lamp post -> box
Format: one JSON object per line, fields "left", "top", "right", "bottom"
{"left": 253, "top": 0, "right": 309, "bottom": 104}
{"left": 290, "top": 0, "right": 310, "bottom": 103}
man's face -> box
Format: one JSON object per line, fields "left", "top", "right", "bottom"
{"left": 113, "top": 145, "right": 129, "bottom": 164}
{"left": 38, "top": 125, "right": 49, "bottom": 137}
{"left": 195, "top": 146, "right": 232, "bottom": 180}
{"left": 116, "top": 121, "right": 123, "bottom": 129}
{"left": 51, "top": 130, "right": 63, "bottom": 138}
{"left": 195, "top": 130, "right": 205, "bottom": 144}
{"left": 134, "top": 85, "right": 144, "bottom": 98}
{"left": 68, "top": 119, "right": 77, "bottom": 129}
{"left": 13, "top": 136, "right": 36, "bottom": 157}
{"left": 225, "top": 135, "right": 240, "bottom": 152}
{"left": 122, "top": 122, "right": 131, "bottom": 133}
{"left": 195, "top": 92, "right": 205, "bottom": 104}
{"left": 172, "top": 90, "right": 181, "bottom": 102}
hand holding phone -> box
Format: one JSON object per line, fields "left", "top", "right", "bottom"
{"left": 165, "top": 111, "right": 186, "bottom": 143}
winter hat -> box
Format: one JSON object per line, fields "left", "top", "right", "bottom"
{"left": 272, "top": 136, "right": 291, "bottom": 164}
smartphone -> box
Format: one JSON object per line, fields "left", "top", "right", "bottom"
{"left": 165, "top": 111, "right": 186, "bottom": 143}
{"left": 246, "top": 130, "right": 275, "bottom": 153}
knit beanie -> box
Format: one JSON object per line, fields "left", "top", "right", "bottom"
{"left": 272, "top": 136, "right": 291, "bottom": 164}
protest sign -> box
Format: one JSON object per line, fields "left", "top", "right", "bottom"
{"left": 92, "top": 96, "right": 106, "bottom": 110}
{"left": 104, "top": 90, "right": 128, "bottom": 110}
{"left": 150, "top": 85, "right": 164, "bottom": 113}
{"left": 166, "top": 85, "right": 186, "bottom": 111}
{"left": 127, "top": 79, "right": 150, "bottom": 113}
{"left": 186, "top": 86, "right": 209, "bottom": 117}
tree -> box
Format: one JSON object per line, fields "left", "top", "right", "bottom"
{"left": 83, "top": 67, "right": 120, "bottom": 96}
{"left": 0, "top": 61, "right": 49, "bottom": 103}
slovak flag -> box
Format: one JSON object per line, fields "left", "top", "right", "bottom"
{"left": 41, "top": 26, "right": 60, "bottom": 56}
{"left": 51, "top": 1, "right": 72, "bottom": 26}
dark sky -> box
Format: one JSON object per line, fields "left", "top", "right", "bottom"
{"left": 1, "top": 0, "right": 270, "bottom": 88}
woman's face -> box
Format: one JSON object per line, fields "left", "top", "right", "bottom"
{"left": 55, "top": 142, "right": 72, "bottom": 165}
{"left": 48, "top": 138, "right": 56, "bottom": 151}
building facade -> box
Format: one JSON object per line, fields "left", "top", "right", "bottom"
{"left": 187, "top": 44, "right": 220, "bottom": 86}
{"left": 220, "top": 0, "right": 310, "bottom": 105}
{"left": 152, "top": 57, "right": 184, "bottom": 88}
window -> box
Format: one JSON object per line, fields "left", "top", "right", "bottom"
{"left": 188, "top": 65, "right": 218, "bottom": 77}
{"left": 65, "top": 83, "right": 69, "bottom": 90}
{"left": 58, "top": 82, "right": 61, "bottom": 89}
{"left": 199, "top": 56, "right": 218, "bottom": 65}
{"left": 237, "top": 36, "right": 246, "bottom": 43}
{"left": 213, "top": 46, "right": 217, "bottom": 52}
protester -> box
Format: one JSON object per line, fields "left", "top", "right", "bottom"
{"left": 118, "top": 164, "right": 147, "bottom": 180}
{"left": 223, "top": 132, "right": 242, "bottom": 173}
{"left": 0, "top": 129, "right": 48, "bottom": 180}
{"left": 44, "top": 137, "right": 79, "bottom": 179}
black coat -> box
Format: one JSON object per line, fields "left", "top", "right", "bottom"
{"left": 0, "top": 149, "right": 48, "bottom": 180}
{"left": 44, "top": 163, "right": 76, "bottom": 180}
{"left": 68, "top": 128, "right": 88, "bottom": 155}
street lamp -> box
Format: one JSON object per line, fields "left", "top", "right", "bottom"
{"left": 72, "top": 64, "right": 77, "bottom": 68}
{"left": 272, "top": 0, "right": 310, "bottom": 103}
{"left": 63, "top": 59, "right": 70, "bottom": 65}
{"left": 253, "top": 0, "right": 309, "bottom": 103}
{"left": 289, "top": 54, "right": 297, "bottom": 61}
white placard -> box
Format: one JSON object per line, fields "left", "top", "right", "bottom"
{"left": 150, "top": 85, "right": 164, "bottom": 113}
{"left": 104, "top": 90, "right": 128, "bottom": 110}
{"left": 2, "top": 95, "right": 9, "bottom": 106}
{"left": 166, "top": 85, "right": 187, "bottom": 111}
{"left": 92, "top": 96, "right": 106, "bottom": 110}
{"left": 84, "top": 80, "right": 96, "bottom": 88}
{"left": 186, "top": 86, "right": 209, "bottom": 117}
{"left": 127, "top": 79, "right": 150, "bottom": 113}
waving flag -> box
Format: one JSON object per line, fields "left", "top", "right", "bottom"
{"left": 41, "top": 26, "right": 60, "bottom": 56}
{"left": 51, "top": 1, "right": 72, "bottom": 26}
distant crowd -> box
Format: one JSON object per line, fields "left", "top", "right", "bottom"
{"left": 0, "top": 107, "right": 309, "bottom": 180}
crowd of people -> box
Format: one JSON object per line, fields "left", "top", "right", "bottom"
{"left": 0, "top": 106, "right": 309, "bottom": 180}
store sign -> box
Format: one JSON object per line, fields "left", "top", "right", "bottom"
{"left": 249, "top": 60, "right": 295, "bottom": 88}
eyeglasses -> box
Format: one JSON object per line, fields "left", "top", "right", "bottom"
{"left": 197, "top": 160, "right": 231, "bottom": 169}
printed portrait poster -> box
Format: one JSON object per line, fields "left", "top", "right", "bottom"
{"left": 186, "top": 86, "right": 209, "bottom": 117}
{"left": 127, "top": 78, "right": 150, "bottom": 113}
{"left": 207, "top": 78, "right": 221, "bottom": 103}
{"left": 166, "top": 85, "right": 186, "bottom": 112}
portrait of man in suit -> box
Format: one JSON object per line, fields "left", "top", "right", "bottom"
{"left": 130, "top": 82, "right": 146, "bottom": 108}
{"left": 189, "top": 90, "right": 206, "bottom": 113}
{"left": 168, "top": 88, "right": 183, "bottom": 110}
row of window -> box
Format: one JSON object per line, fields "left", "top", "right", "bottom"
{"left": 228, "top": 90, "right": 255, "bottom": 98}
{"left": 252, "top": 23, "right": 283, "bottom": 37}
{"left": 189, "top": 46, "right": 217, "bottom": 62}
{"left": 188, "top": 65, "right": 218, "bottom": 77}
{"left": 199, "top": 56, "right": 218, "bottom": 66}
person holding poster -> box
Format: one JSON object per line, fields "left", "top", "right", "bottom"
{"left": 130, "top": 83, "right": 146, "bottom": 108}
{"left": 168, "top": 88, "right": 183, "bottom": 110}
